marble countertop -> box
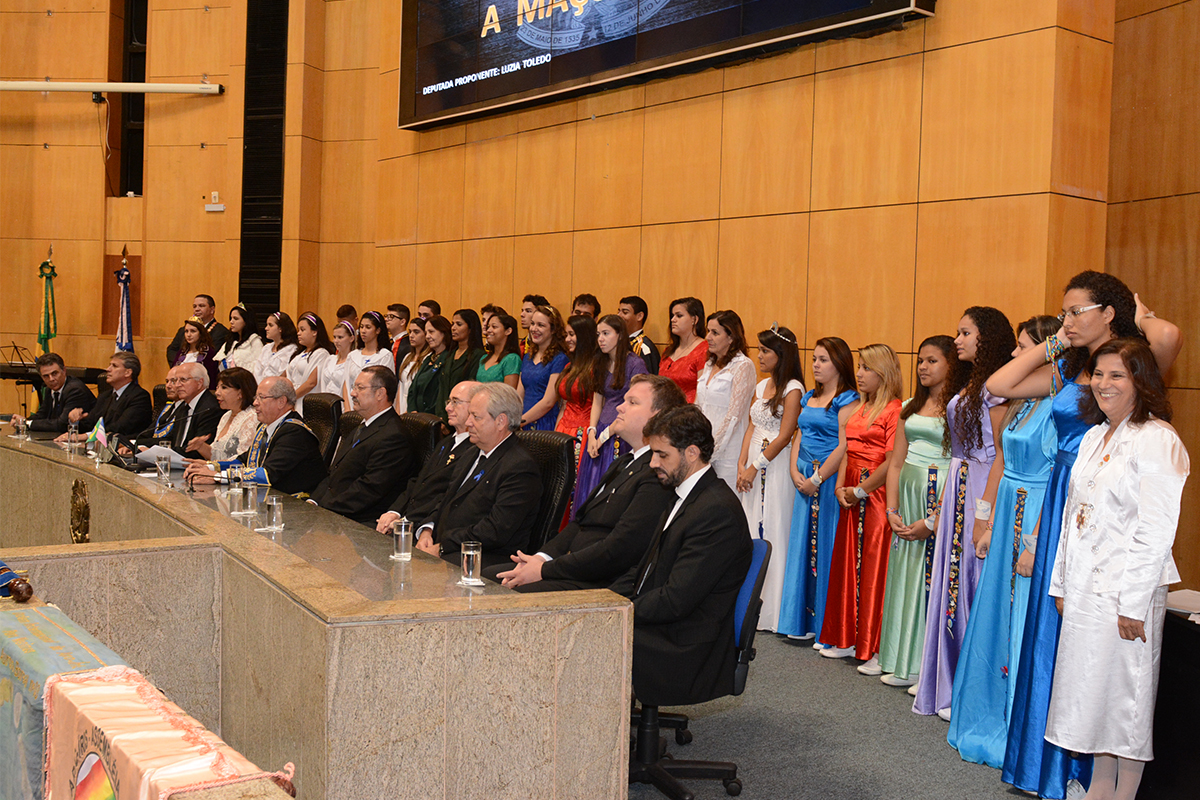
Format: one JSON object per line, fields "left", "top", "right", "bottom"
{"left": 2, "top": 435, "right": 629, "bottom": 624}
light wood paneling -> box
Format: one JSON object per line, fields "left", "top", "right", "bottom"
{"left": 639, "top": 222, "right": 719, "bottom": 343}
{"left": 719, "top": 76, "right": 813, "bottom": 218}
{"left": 1108, "top": 1, "right": 1200, "bottom": 203}
{"left": 4, "top": 0, "right": 108, "bottom": 11}
{"left": 716, "top": 214, "right": 809, "bottom": 345}
{"left": 323, "top": 69, "right": 378, "bottom": 142}
{"left": 919, "top": 30, "right": 1056, "bottom": 202}
{"left": 282, "top": 135, "right": 322, "bottom": 242}
{"left": 286, "top": 62, "right": 325, "bottom": 140}
{"left": 723, "top": 44, "right": 816, "bottom": 92}
{"left": 912, "top": 195, "right": 1052, "bottom": 349}
{"left": 807, "top": 205, "right": 917, "bottom": 350}
{"left": 141, "top": 240, "right": 230, "bottom": 338}
{"left": 1059, "top": 0, "right": 1117, "bottom": 41}
{"left": 287, "top": 239, "right": 322, "bottom": 315}
{"left": 0, "top": 11, "right": 109, "bottom": 80}
{"left": 376, "top": 154, "right": 419, "bottom": 246}
{"left": 414, "top": 241, "right": 464, "bottom": 311}
{"left": 466, "top": 114, "right": 519, "bottom": 144}
{"left": 576, "top": 85, "right": 646, "bottom": 121}
{"left": 517, "top": 99, "right": 578, "bottom": 133}
{"left": 1046, "top": 194, "right": 1107, "bottom": 309}
{"left": 1050, "top": 30, "right": 1113, "bottom": 201}
{"left": 572, "top": 227, "right": 642, "bottom": 314}
{"left": 514, "top": 124, "right": 577, "bottom": 235}
{"left": 371, "top": 245, "right": 418, "bottom": 317}
{"left": 1115, "top": 0, "right": 1178, "bottom": 23}
{"left": 224, "top": 63, "right": 246, "bottom": 140}
{"left": 0, "top": 144, "right": 105, "bottom": 241}
{"left": 323, "top": 0, "right": 380, "bottom": 72}
{"left": 287, "top": 0, "right": 325, "bottom": 70}
{"left": 418, "top": 124, "right": 467, "bottom": 153}
{"left": 379, "top": 0, "right": 402, "bottom": 73}
{"left": 923, "top": 0, "right": 1057, "bottom": 51}
{"left": 146, "top": 7, "right": 230, "bottom": 78}
{"left": 376, "top": 70, "right": 419, "bottom": 157}
{"left": 144, "top": 92, "right": 230, "bottom": 147}
{"left": 644, "top": 68, "right": 724, "bottom": 107}
{"left": 574, "top": 110, "right": 645, "bottom": 230}
{"left": 416, "top": 145, "right": 465, "bottom": 243}
{"left": 320, "top": 139, "right": 379, "bottom": 243}
{"left": 816, "top": 18, "right": 925, "bottom": 73}
{"left": 463, "top": 134, "right": 518, "bottom": 240}
{"left": 106, "top": 197, "right": 144, "bottom": 247}
{"left": 1107, "top": 193, "right": 1200, "bottom": 388}
{"left": 642, "top": 95, "right": 722, "bottom": 225}
{"left": 0, "top": 239, "right": 104, "bottom": 336}
{"left": 319, "top": 243, "right": 376, "bottom": 313}
{"left": 0, "top": 93, "right": 106, "bottom": 147}
{"left": 811, "top": 55, "right": 922, "bottom": 211}
{"left": 144, "top": 144, "right": 229, "bottom": 242}
{"left": 513, "top": 233, "right": 574, "bottom": 312}
{"left": 461, "top": 237, "right": 516, "bottom": 312}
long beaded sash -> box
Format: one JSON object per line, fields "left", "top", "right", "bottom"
{"left": 756, "top": 438, "right": 769, "bottom": 540}
{"left": 923, "top": 466, "right": 940, "bottom": 596}
{"left": 805, "top": 459, "right": 821, "bottom": 616}
{"left": 1010, "top": 488, "right": 1028, "bottom": 603}
{"left": 244, "top": 425, "right": 269, "bottom": 470}
{"left": 946, "top": 460, "right": 969, "bottom": 635}
{"left": 152, "top": 403, "right": 178, "bottom": 439}
{"left": 855, "top": 467, "right": 869, "bottom": 608}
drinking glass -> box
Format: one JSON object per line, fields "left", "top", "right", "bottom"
{"left": 390, "top": 518, "right": 413, "bottom": 562}
{"left": 458, "top": 541, "right": 484, "bottom": 586}
{"left": 14, "top": 416, "right": 27, "bottom": 440}
{"left": 264, "top": 495, "right": 284, "bottom": 532}
{"left": 155, "top": 454, "right": 171, "bottom": 485}
{"left": 67, "top": 421, "right": 79, "bottom": 455}
{"left": 242, "top": 474, "right": 258, "bottom": 515}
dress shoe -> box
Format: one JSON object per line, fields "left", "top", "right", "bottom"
{"left": 856, "top": 656, "right": 882, "bottom": 676}
{"left": 787, "top": 632, "right": 815, "bottom": 641}
{"left": 907, "top": 683, "right": 919, "bottom": 697}
{"left": 937, "top": 707, "right": 951, "bottom": 722}
{"left": 819, "top": 646, "right": 855, "bottom": 659}
{"left": 881, "top": 673, "right": 915, "bottom": 687}
{"left": 812, "top": 642, "right": 825, "bottom": 651}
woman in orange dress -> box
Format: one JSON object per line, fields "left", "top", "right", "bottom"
{"left": 556, "top": 315, "right": 601, "bottom": 521}
{"left": 659, "top": 297, "right": 709, "bottom": 402}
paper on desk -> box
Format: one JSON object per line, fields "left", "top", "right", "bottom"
{"left": 1166, "top": 589, "right": 1200, "bottom": 614}
{"left": 135, "top": 445, "right": 188, "bottom": 470}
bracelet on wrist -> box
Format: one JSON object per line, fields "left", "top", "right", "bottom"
{"left": 809, "top": 471, "right": 823, "bottom": 487}
{"left": 886, "top": 507, "right": 900, "bottom": 517}
{"left": 924, "top": 516, "right": 937, "bottom": 531}
{"left": 853, "top": 486, "right": 868, "bottom": 501}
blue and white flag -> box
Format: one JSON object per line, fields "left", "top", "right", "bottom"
{"left": 115, "top": 246, "right": 134, "bottom": 352}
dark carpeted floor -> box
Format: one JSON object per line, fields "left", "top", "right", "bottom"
{"left": 630, "top": 635, "right": 1031, "bottom": 800}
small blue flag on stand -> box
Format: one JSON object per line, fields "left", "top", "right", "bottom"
{"left": 115, "top": 245, "right": 134, "bottom": 352}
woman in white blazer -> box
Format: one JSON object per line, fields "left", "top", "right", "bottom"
{"left": 1046, "top": 337, "right": 1188, "bottom": 800}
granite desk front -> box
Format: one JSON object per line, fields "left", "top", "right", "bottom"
{"left": 0, "top": 436, "right": 632, "bottom": 800}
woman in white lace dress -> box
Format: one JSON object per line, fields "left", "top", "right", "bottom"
{"left": 184, "top": 367, "right": 259, "bottom": 462}
{"left": 737, "top": 324, "right": 805, "bottom": 632}
{"left": 695, "top": 310, "right": 757, "bottom": 492}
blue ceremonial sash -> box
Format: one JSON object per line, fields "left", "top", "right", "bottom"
{"left": 153, "top": 401, "right": 179, "bottom": 438}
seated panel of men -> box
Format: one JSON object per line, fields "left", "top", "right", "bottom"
{"left": 133, "top": 366, "right": 182, "bottom": 444}
{"left": 309, "top": 366, "right": 416, "bottom": 525}
{"left": 58, "top": 352, "right": 152, "bottom": 439}
{"left": 493, "top": 375, "right": 685, "bottom": 592}
{"left": 19, "top": 353, "right": 96, "bottom": 433}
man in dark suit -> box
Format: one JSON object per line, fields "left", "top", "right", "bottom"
{"left": 618, "top": 295, "right": 661, "bottom": 375}
{"left": 131, "top": 366, "right": 182, "bottom": 443}
{"left": 375, "top": 381, "right": 481, "bottom": 533}
{"left": 493, "top": 374, "right": 686, "bottom": 591}
{"left": 57, "top": 351, "right": 152, "bottom": 440}
{"left": 166, "top": 294, "right": 228, "bottom": 366}
{"left": 309, "top": 366, "right": 416, "bottom": 525}
{"left": 184, "top": 376, "right": 326, "bottom": 494}
{"left": 414, "top": 383, "right": 541, "bottom": 570}
{"left": 386, "top": 304, "right": 412, "bottom": 365}
{"left": 611, "top": 405, "right": 752, "bottom": 707}
{"left": 122, "top": 363, "right": 220, "bottom": 458}
{"left": 14, "top": 353, "right": 95, "bottom": 433}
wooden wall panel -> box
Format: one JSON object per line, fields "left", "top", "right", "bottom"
{"left": 516, "top": 98, "right": 578, "bottom": 133}
{"left": 463, "top": 135, "right": 518, "bottom": 240}
{"left": 723, "top": 44, "right": 815, "bottom": 92}
{"left": 0, "top": 145, "right": 105, "bottom": 241}
{"left": 1058, "top": 0, "right": 1116, "bottom": 41}
{"left": 106, "top": 197, "right": 144, "bottom": 248}
{"left": 283, "top": 135, "right": 322, "bottom": 242}
{"left": 1050, "top": 30, "right": 1114, "bottom": 201}
{"left": 0, "top": 93, "right": 104, "bottom": 147}
{"left": 639, "top": 222, "right": 719, "bottom": 343}
{"left": 322, "top": 69, "right": 377, "bottom": 142}
{"left": 145, "top": 93, "right": 231, "bottom": 147}
{"left": 323, "top": 0, "right": 381, "bottom": 72}
{"left": 143, "top": 145, "right": 229, "bottom": 242}
{"left": 376, "top": 155, "right": 419, "bottom": 246}
{"left": 719, "top": 77, "right": 813, "bottom": 218}
{"left": 414, "top": 241, "right": 464, "bottom": 312}
{"left": 146, "top": 7, "right": 230, "bottom": 78}
{"left": 514, "top": 124, "right": 577, "bottom": 235}
{"left": 571, "top": 228, "right": 642, "bottom": 315}
{"left": 320, "top": 139, "right": 379, "bottom": 243}
{"left": 0, "top": 239, "right": 104, "bottom": 336}
{"left": 815, "top": 17, "right": 925, "bottom": 72}
{"left": 371, "top": 245, "right": 418, "bottom": 317}
{"left": 461, "top": 237, "right": 515, "bottom": 313}
{"left": 0, "top": 12, "right": 110, "bottom": 79}
{"left": 641, "top": 95, "right": 723, "bottom": 224}
{"left": 810, "top": 55, "right": 922, "bottom": 211}
{"left": 1163, "top": 388, "right": 1200, "bottom": 588}
{"left": 416, "top": 145, "right": 465, "bottom": 243}
{"left": 318, "top": 243, "right": 376, "bottom": 315}
{"left": 512, "top": 233, "right": 574, "bottom": 311}
{"left": 286, "top": 63, "right": 325, "bottom": 140}
{"left": 1046, "top": 194, "right": 1108, "bottom": 308}
{"left": 573, "top": 110, "right": 645, "bottom": 230}
{"left": 141, "top": 240, "right": 230, "bottom": 338}
{"left": 1115, "top": 0, "right": 1180, "bottom": 22}
{"left": 923, "top": 0, "right": 1057, "bottom": 50}
{"left": 575, "top": 85, "right": 645, "bottom": 121}
{"left": 643, "top": 69, "right": 723, "bottom": 107}
{"left": 807, "top": 205, "right": 917, "bottom": 351}
{"left": 716, "top": 214, "right": 809, "bottom": 345}
{"left": 287, "top": 0, "right": 326, "bottom": 70}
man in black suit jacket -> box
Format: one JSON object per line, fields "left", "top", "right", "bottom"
{"left": 132, "top": 366, "right": 181, "bottom": 443}
{"left": 310, "top": 367, "right": 416, "bottom": 525}
{"left": 415, "top": 383, "right": 541, "bottom": 571}
{"left": 610, "top": 405, "right": 752, "bottom": 707}
{"left": 15, "top": 353, "right": 95, "bottom": 433}
{"left": 166, "top": 294, "right": 228, "bottom": 366}
{"left": 123, "top": 363, "right": 220, "bottom": 458}
{"left": 184, "top": 376, "right": 326, "bottom": 494}
{"left": 375, "top": 381, "right": 481, "bottom": 533}
{"left": 493, "top": 374, "right": 686, "bottom": 591}
{"left": 58, "top": 352, "right": 152, "bottom": 440}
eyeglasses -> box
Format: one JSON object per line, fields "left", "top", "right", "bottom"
{"left": 254, "top": 394, "right": 283, "bottom": 402}
{"left": 384, "top": 313, "right": 402, "bottom": 321}
{"left": 1057, "top": 304, "right": 1102, "bottom": 322}
{"left": 446, "top": 398, "right": 469, "bottom": 407}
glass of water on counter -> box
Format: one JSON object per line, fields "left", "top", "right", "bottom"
{"left": 458, "top": 541, "right": 484, "bottom": 586}
{"left": 391, "top": 518, "right": 413, "bottom": 562}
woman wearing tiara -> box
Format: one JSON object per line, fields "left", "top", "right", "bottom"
{"left": 173, "top": 316, "right": 220, "bottom": 388}
{"left": 214, "top": 304, "right": 264, "bottom": 372}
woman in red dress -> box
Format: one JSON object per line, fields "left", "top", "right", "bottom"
{"left": 659, "top": 297, "right": 709, "bottom": 402}
{"left": 556, "top": 314, "right": 601, "bottom": 522}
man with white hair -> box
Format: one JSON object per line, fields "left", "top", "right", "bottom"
{"left": 149, "top": 362, "right": 221, "bottom": 457}
{"left": 414, "top": 383, "right": 542, "bottom": 569}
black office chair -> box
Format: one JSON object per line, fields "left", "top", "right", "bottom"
{"left": 396, "top": 412, "right": 448, "bottom": 474}
{"left": 513, "top": 429, "right": 576, "bottom": 553}
{"left": 337, "top": 409, "right": 363, "bottom": 446}
{"left": 629, "top": 538, "right": 772, "bottom": 799}
{"left": 302, "top": 392, "right": 343, "bottom": 467}
{"left": 151, "top": 384, "right": 167, "bottom": 420}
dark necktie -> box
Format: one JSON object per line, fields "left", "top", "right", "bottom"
{"left": 51, "top": 390, "right": 61, "bottom": 416}
{"left": 173, "top": 403, "right": 191, "bottom": 446}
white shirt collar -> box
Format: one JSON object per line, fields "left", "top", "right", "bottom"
{"left": 265, "top": 411, "right": 292, "bottom": 439}
{"left": 630, "top": 444, "right": 650, "bottom": 461}
{"left": 360, "top": 407, "right": 389, "bottom": 427}
{"left": 629, "top": 329, "right": 645, "bottom": 339}
{"left": 674, "top": 464, "right": 710, "bottom": 504}
{"left": 184, "top": 392, "right": 204, "bottom": 413}
{"left": 112, "top": 382, "right": 129, "bottom": 398}
{"left": 452, "top": 430, "right": 470, "bottom": 447}
{"left": 479, "top": 432, "right": 511, "bottom": 459}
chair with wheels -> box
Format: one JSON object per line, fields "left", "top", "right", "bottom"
{"left": 512, "top": 429, "right": 576, "bottom": 553}
{"left": 629, "top": 538, "right": 771, "bottom": 799}
{"left": 302, "top": 392, "right": 343, "bottom": 467}
{"left": 395, "top": 412, "right": 448, "bottom": 475}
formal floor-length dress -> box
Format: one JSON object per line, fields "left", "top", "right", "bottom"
{"left": 696, "top": 353, "right": 757, "bottom": 492}
{"left": 520, "top": 351, "right": 570, "bottom": 431}
{"left": 820, "top": 399, "right": 902, "bottom": 658}
{"left": 557, "top": 372, "right": 594, "bottom": 522}
{"left": 947, "top": 399, "right": 1055, "bottom": 766}
{"left": 913, "top": 389, "right": 1001, "bottom": 715}
{"left": 877, "top": 413, "right": 951, "bottom": 679}
{"left": 742, "top": 378, "right": 806, "bottom": 632}
{"left": 575, "top": 355, "right": 647, "bottom": 507}
{"left": 1002, "top": 376, "right": 1093, "bottom": 798}
{"left": 778, "top": 388, "right": 860, "bottom": 640}
{"left": 286, "top": 348, "right": 330, "bottom": 415}
{"left": 1045, "top": 419, "right": 1187, "bottom": 761}
{"left": 660, "top": 341, "right": 709, "bottom": 402}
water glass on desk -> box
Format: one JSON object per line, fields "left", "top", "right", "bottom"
{"left": 390, "top": 518, "right": 413, "bottom": 562}
{"left": 242, "top": 474, "right": 258, "bottom": 515}
{"left": 227, "top": 466, "right": 246, "bottom": 515}
{"left": 155, "top": 454, "right": 171, "bottom": 486}
{"left": 263, "top": 495, "right": 284, "bottom": 532}
{"left": 458, "top": 541, "right": 484, "bottom": 586}
{"left": 67, "top": 422, "right": 79, "bottom": 454}
{"left": 13, "top": 416, "right": 27, "bottom": 441}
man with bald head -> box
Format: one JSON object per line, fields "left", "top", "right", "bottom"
{"left": 184, "top": 375, "right": 326, "bottom": 494}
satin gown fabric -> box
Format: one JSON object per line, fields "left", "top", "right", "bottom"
{"left": 948, "top": 399, "right": 1056, "bottom": 766}
{"left": 520, "top": 351, "right": 570, "bottom": 431}
{"left": 660, "top": 340, "right": 709, "bottom": 402}
{"left": 1002, "top": 378, "right": 1093, "bottom": 799}
{"left": 913, "top": 388, "right": 1002, "bottom": 715}
{"left": 820, "top": 399, "right": 901, "bottom": 658}
{"left": 778, "top": 388, "right": 860, "bottom": 640}
{"left": 574, "top": 355, "right": 648, "bottom": 507}
{"left": 557, "top": 371, "right": 594, "bottom": 521}
{"left": 877, "top": 412, "right": 952, "bottom": 679}
{"left": 1045, "top": 419, "right": 1187, "bottom": 761}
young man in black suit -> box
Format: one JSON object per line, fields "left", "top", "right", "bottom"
{"left": 309, "top": 366, "right": 416, "bottom": 525}
{"left": 166, "top": 294, "right": 228, "bottom": 366}
{"left": 494, "top": 374, "right": 685, "bottom": 591}
{"left": 375, "top": 381, "right": 482, "bottom": 533}
{"left": 14, "top": 352, "right": 95, "bottom": 433}
{"left": 611, "top": 404, "right": 752, "bottom": 707}
{"left": 618, "top": 295, "right": 661, "bottom": 375}
{"left": 57, "top": 351, "right": 152, "bottom": 440}
{"left": 414, "top": 383, "right": 542, "bottom": 570}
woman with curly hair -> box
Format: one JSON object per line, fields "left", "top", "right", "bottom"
{"left": 988, "top": 272, "right": 1182, "bottom": 800}
{"left": 913, "top": 307, "right": 1014, "bottom": 719}
{"left": 874, "top": 335, "right": 964, "bottom": 684}
{"left": 518, "top": 305, "right": 569, "bottom": 430}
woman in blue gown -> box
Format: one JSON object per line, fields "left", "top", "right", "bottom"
{"left": 518, "top": 305, "right": 569, "bottom": 431}
{"left": 778, "top": 337, "right": 858, "bottom": 642}
{"left": 987, "top": 273, "right": 1181, "bottom": 799}
{"left": 947, "top": 316, "right": 1058, "bottom": 767}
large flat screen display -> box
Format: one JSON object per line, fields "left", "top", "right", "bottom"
{"left": 400, "top": 0, "right": 934, "bottom": 127}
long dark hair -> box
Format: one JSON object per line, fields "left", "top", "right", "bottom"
{"left": 182, "top": 319, "right": 214, "bottom": 355}
{"left": 902, "top": 335, "right": 963, "bottom": 455}
{"left": 453, "top": 308, "right": 486, "bottom": 353}
{"left": 594, "top": 314, "right": 633, "bottom": 391}
{"left": 757, "top": 326, "right": 804, "bottom": 417}
{"left": 356, "top": 310, "right": 391, "bottom": 353}
{"left": 488, "top": 313, "right": 521, "bottom": 361}
{"left": 1061, "top": 271, "right": 1144, "bottom": 380}
{"left": 705, "top": 310, "right": 748, "bottom": 369}
{"left": 814, "top": 336, "right": 856, "bottom": 396}
{"left": 1078, "top": 338, "right": 1172, "bottom": 425}
{"left": 559, "top": 314, "right": 600, "bottom": 397}
{"left": 663, "top": 297, "right": 705, "bottom": 358}
{"left": 229, "top": 304, "right": 259, "bottom": 345}
{"left": 956, "top": 307, "right": 1015, "bottom": 453}
{"left": 292, "top": 312, "right": 336, "bottom": 361}
{"left": 269, "top": 312, "right": 299, "bottom": 352}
